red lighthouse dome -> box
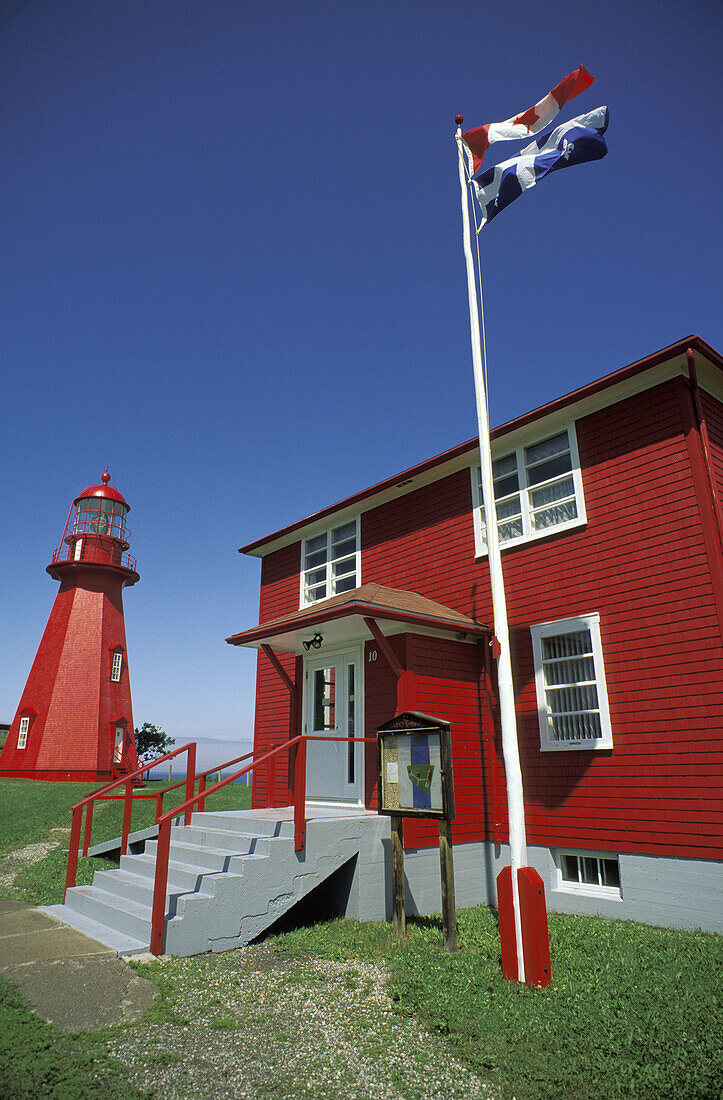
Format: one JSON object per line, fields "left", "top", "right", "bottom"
{"left": 0, "top": 471, "right": 140, "bottom": 782}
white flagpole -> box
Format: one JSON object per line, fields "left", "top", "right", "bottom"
{"left": 455, "top": 118, "right": 527, "bottom": 982}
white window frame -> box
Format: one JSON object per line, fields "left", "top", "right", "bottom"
{"left": 530, "top": 612, "right": 613, "bottom": 752}
{"left": 471, "top": 423, "right": 586, "bottom": 557}
{"left": 300, "top": 517, "right": 361, "bottom": 607}
{"left": 110, "top": 650, "right": 123, "bottom": 682}
{"left": 17, "top": 716, "right": 30, "bottom": 750}
{"left": 554, "top": 848, "right": 622, "bottom": 899}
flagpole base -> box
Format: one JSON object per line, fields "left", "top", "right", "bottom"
{"left": 497, "top": 866, "right": 552, "bottom": 988}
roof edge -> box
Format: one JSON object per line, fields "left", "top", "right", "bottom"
{"left": 239, "top": 335, "right": 720, "bottom": 557}
{"left": 226, "top": 598, "right": 490, "bottom": 647}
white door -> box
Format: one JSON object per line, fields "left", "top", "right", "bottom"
{"left": 113, "top": 724, "right": 124, "bottom": 763}
{"left": 304, "top": 648, "right": 363, "bottom": 804}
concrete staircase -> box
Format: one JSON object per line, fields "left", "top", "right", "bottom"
{"left": 44, "top": 807, "right": 387, "bottom": 957}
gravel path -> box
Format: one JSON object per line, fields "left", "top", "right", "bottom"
{"left": 106, "top": 946, "right": 495, "bottom": 1100}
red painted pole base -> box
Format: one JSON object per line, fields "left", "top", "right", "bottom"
{"left": 496, "top": 865, "right": 552, "bottom": 988}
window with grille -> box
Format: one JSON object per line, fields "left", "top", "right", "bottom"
{"left": 530, "top": 613, "right": 612, "bottom": 751}
{"left": 301, "top": 519, "right": 359, "bottom": 606}
{"left": 471, "top": 425, "right": 585, "bottom": 555}
{"left": 111, "top": 650, "right": 123, "bottom": 682}
{"left": 557, "top": 850, "right": 621, "bottom": 896}
{"left": 17, "top": 716, "right": 30, "bottom": 750}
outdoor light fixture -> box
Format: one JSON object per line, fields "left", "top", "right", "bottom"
{"left": 302, "top": 633, "right": 323, "bottom": 651}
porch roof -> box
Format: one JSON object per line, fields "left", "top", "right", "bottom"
{"left": 225, "top": 583, "right": 490, "bottom": 654}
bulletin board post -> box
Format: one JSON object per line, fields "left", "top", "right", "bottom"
{"left": 376, "top": 712, "right": 457, "bottom": 952}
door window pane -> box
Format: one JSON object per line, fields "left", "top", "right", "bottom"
{"left": 313, "top": 667, "right": 336, "bottom": 730}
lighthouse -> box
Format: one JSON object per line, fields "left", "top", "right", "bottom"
{"left": 0, "top": 472, "right": 140, "bottom": 782}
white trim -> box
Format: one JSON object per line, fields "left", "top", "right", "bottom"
{"left": 471, "top": 423, "right": 586, "bottom": 557}
{"left": 530, "top": 612, "right": 613, "bottom": 751}
{"left": 553, "top": 848, "right": 622, "bottom": 899}
{"left": 300, "top": 516, "right": 361, "bottom": 608}
{"left": 17, "top": 716, "right": 30, "bottom": 750}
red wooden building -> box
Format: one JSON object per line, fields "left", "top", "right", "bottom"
{"left": 227, "top": 336, "right": 723, "bottom": 933}
{"left": 0, "top": 472, "right": 139, "bottom": 783}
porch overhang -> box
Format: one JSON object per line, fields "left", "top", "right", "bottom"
{"left": 226, "top": 583, "right": 490, "bottom": 655}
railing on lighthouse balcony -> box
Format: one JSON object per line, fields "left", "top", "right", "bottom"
{"left": 51, "top": 484, "right": 137, "bottom": 571}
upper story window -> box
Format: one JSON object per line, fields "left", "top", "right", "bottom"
{"left": 530, "top": 613, "right": 612, "bottom": 751}
{"left": 111, "top": 650, "right": 123, "bottom": 682}
{"left": 301, "top": 519, "right": 360, "bottom": 606}
{"left": 471, "top": 425, "right": 585, "bottom": 555}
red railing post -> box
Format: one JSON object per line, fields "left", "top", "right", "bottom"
{"left": 82, "top": 801, "right": 94, "bottom": 856}
{"left": 64, "top": 806, "right": 83, "bottom": 899}
{"left": 198, "top": 773, "right": 207, "bottom": 814}
{"left": 294, "top": 736, "right": 307, "bottom": 852}
{"left": 121, "top": 779, "right": 133, "bottom": 856}
{"left": 184, "top": 743, "right": 196, "bottom": 825}
{"left": 150, "top": 817, "right": 172, "bottom": 957}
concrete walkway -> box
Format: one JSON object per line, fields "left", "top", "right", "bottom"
{"left": 0, "top": 897, "right": 157, "bottom": 1031}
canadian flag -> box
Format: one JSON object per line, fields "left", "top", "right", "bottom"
{"left": 461, "top": 65, "right": 594, "bottom": 176}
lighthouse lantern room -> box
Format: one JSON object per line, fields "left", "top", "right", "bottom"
{"left": 0, "top": 471, "right": 140, "bottom": 782}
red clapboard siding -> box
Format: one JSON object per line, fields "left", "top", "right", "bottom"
{"left": 250, "top": 374, "right": 723, "bottom": 860}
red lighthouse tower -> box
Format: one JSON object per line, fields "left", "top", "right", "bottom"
{"left": 0, "top": 472, "right": 140, "bottom": 782}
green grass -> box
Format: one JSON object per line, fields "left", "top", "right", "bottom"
{"left": 268, "top": 908, "right": 723, "bottom": 1100}
{"left": 0, "top": 975, "right": 145, "bottom": 1099}
{"left": 0, "top": 775, "right": 252, "bottom": 906}
{"left": 0, "top": 779, "right": 102, "bottom": 855}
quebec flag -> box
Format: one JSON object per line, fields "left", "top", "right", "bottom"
{"left": 472, "top": 106, "right": 609, "bottom": 229}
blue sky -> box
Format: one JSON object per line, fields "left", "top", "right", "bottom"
{"left": 2, "top": 1, "right": 720, "bottom": 752}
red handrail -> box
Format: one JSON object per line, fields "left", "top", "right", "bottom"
{"left": 148, "top": 735, "right": 375, "bottom": 956}
{"left": 64, "top": 742, "right": 198, "bottom": 899}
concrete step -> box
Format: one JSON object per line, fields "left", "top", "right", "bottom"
{"left": 120, "top": 852, "right": 224, "bottom": 893}
{"left": 42, "top": 904, "right": 149, "bottom": 956}
{"left": 91, "top": 868, "right": 194, "bottom": 909}
{"left": 174, "top": 825, "right": 270, "bottom": 854}
{"left": 63, "top": 885, "right": 155, "bottom": 941}
{"left": 144, "top": 838, "right": 232, "bottom": 872}
{"left": 190, "top": 810, "right": 296, "bottom": 839}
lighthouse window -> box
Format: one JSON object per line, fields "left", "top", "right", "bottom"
{"left": 111, "top": 651, "right": 123, "bottom": 681}
{"left": 74, "top": 498, "right": 127, "bottom": 539}
{"left": 17, "top": 717, "right": 30, "bottom": 749}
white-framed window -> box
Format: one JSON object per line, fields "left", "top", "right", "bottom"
{"left": 301, "top": 518, "right": 360, "bottom": 606}
{"left": 17, "top": 716, "right": 30, "bottom": 750}
{"left": 471, "top": 425, "right": 585, "bottom": 555}
{"left": 530, "top": 613, "right": 612, "bottom": 751}
{"left": 555, "top": 849, "right": 621, "bottom": 898}
{"left": 111, "top": 650, "right": 123, "bottom": 682}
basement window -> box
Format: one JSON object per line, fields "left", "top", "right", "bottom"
{"left": 556, "top": 850, "right": 621, "bottom": 898}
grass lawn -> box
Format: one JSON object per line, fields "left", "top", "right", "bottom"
{"left": 0, "top": 977, "right": 144, "bottom": 1099}
{"left": 266, "top": 910, "right": 723, "bottom": 1100}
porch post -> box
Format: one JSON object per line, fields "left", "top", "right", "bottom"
{"left": 261, "top": 644, "right": 298, "bottom": 807}
{"left": 363, "top": 617, "right": 411, "bottom": 713}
